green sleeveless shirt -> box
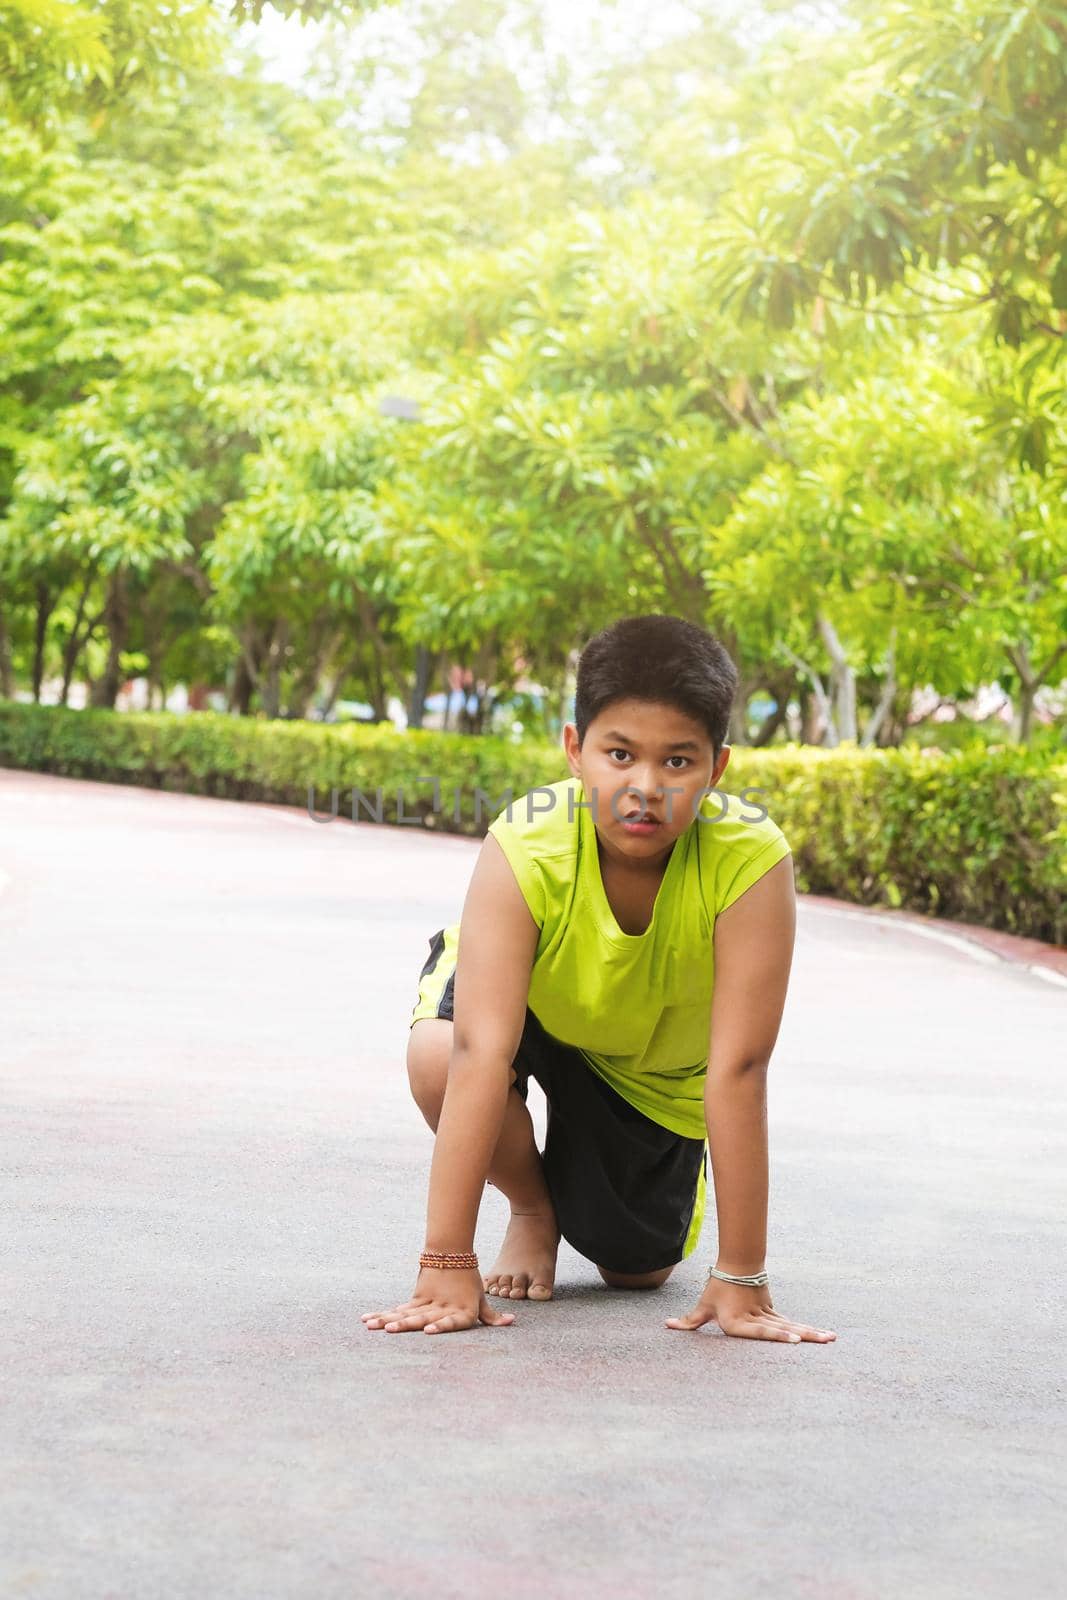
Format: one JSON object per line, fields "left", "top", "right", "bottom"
{"left": 416, "top": 776, "right": 791, "bottom": 1142}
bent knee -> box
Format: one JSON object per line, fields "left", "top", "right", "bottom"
{"left": 596, "top": 1262, "right": 676, "bottom": 1290}
{"left": 406, "top": 1020, "right": 450, "bottom": 1098}
{"left": 407, "top": 1021, "right": 518, "bottom": 1115}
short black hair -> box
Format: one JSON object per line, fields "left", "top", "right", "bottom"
{"left": 574, "top": 614, "right": 738, "bottom": 758}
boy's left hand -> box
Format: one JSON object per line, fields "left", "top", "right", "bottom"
{"left": 665, "top": 1278, "right": 836, "bottom": 1343}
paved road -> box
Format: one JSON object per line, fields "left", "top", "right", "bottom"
{"left": 2, "top": 768, "right": 1064, "bottom": 1599}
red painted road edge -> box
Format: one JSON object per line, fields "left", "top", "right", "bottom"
{"left": 803, "top": 893, "right": 1067, "bottom": 981}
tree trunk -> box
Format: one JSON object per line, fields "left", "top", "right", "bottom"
{"left": 228, "top": 652, "right": 255, "bottom": 715}
{"left": 786, "top": 647, "right": 837, "bottom": 746}
{"left": 60, "top": 579, "right": 100, "bottom": 706}
{"left": 407, "top": 644, "right": 432, "bottom": 730}
{"left": 286, "top": 620, "right": 344, "bottom": 721}
{"left": 459, "top": 680, "right": 496, "bottom": 736}
{"left": 1013, "top": 678, "right": 1035, "bottom": 744}
{"left": 750, "top": 669, "right": 796, "bottom": 747}
{"left": 728, "top": 669, "right": 756, "bottom": 746}
{"left": 368, "top": 629, "right": 398, "bottom": 722}
{"left": 89, "top": 570, "right": 130, "bottom": 709}
{"left": 141, "top": 618, "right": 164, "bottom": 715}
{"left": 876, "top": 682, "right": 912, "bottom": 747}
{"left": 0, "top": 608, "right": 13, "bottom": 698}
{"left": 1006, "top": 639, "right": 1066, "bottom": 744}
{"left": 320, "top": 650, "right": 360, "bottom": 719}
{"left": 798, "top": 687, "right": 816, "bottom": 744}
{"left": 260, "top": 617, "right": 289, "bottom": 719}
{"left": 286, "top": 668, "right": 315, "bottom": 721}
{"left": 463, "top": 634, "right": 501, "bottom": 736}
{"left": 441, "top": 658, "right": 453, "bottom": 732}
{"left": 32, "top": 582, "right": 54, "bottom": 703}
{"left": 1006, "top": 641, "right": 1037, "bottom": 744}
{"left": 859, "top": 627, "right": 897, "bottom": 748}
{"left": 817, "top": 611, "right": 856, "bottom": 743}
{"left": 750, "top": 701, "right": 788, "bottom": 746}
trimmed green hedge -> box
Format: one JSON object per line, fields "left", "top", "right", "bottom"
{"left": 1, "top": 701, "right": 1064, "bottom": 944}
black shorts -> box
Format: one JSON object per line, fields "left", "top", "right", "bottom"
{"left": 411, "top": 929, "right": 708, "bottom": 1276}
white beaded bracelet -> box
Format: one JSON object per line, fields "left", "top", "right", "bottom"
{"left": 707, "top": 1266, "right": 769, "bottom": 1287}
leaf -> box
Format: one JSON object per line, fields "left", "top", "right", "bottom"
{"left": 1051, "top": 255, "right": 1067, "bottom": 312}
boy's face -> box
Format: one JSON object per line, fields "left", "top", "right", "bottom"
{"left": 563, "top": 698, "right": 731, "bottom": 858}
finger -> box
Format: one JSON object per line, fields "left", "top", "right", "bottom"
{"left": 382, "top": 1310, "right": 441, "bottom": 1333}
{"left": 361, "top": 1302, "right": 419, "bottom": 1323}
{"left": 755, "top": 1313, "right": 837, "bottom": 1342}
{"left": 363, "top": 1307, "right": 420, "bottom": 1328}
{"left": 728, "top": 1315, "right": 824, "bottom": 1343}
{"left": 480, "top": 1302, "right": 517, "bottom": 1328}
{"left": 722, "top": 1319, "right": 804, "bottom": 1341}
{"left": 664, "top": 1307, "right": 717, "bottom": 1331}
{"left": 424, "top": 1313, "right": 476, "bottom": 1334}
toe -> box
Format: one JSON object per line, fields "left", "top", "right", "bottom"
{"left": 528, "top": 1283, "right": 553, "bottom": 1300}
{"left": 510, "top": 1273, "right": 530, "bottom": 1299}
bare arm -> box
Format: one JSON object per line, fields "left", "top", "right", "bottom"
{"left": 422, "top": 831, "right": 540, "bottom": 1254}
{"left": 703, "top": 853, "right": 796, "bottom": 1274}
{"left": 667, "top": 852, "right": 834, "bottom": 1342}
{"left": 361, "top": 833, "right": 539, "bottom": 1335}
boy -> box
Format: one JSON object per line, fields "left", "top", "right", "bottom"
{"left": 363, "top": 615, "right": 836, "bottom": 1344}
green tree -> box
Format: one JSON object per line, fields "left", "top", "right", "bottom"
{"left": 710, "top": 348, "right": 1067, "bottom": 745}
{"left": 0, "top": 69, "right": 421, "bottom": 708}
{"left": 704, "top": 2, "right": 1067, "bottom": 364}
{"left": 0, "top": 0, "right": 397, "bottom": 125}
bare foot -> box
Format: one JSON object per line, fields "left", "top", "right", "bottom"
{"left": 483, "top": 1207, "right": 560, "bottom": 1300}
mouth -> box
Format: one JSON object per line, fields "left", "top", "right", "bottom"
{"left": 621, "top": 812, "right": 663, "bottom": 827}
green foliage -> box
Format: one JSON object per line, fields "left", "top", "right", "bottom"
{"left": 736, "top": 740, "right": 1067, "bottom": 943}
{"left": 232, "top": 0, "right": 394, "bottom": 18}
{"left": 703, "top": 1, "right": 1067, "bottom": 362}
{"left": 1, "top": 701, "right": 1062, "bottom": 941}
{"left": 0, "top": 0, "right": 1063, "bottom": 762}
{"left": 0, "top": 698, "right": 571, "bottom": 826}
{"left": 0, "top": 1, "right": 396, "bottom": 125}
{"left": 0, "top": 0, "right": 221, "bottom": 126}
{"left": 0, "top": 67, "right": 438, "bottom": 712}
{"left": 709, "top": 351, "right": 1067, "bottom": 719}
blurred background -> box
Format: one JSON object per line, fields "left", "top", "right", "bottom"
{"left": 4, "top": 17, "right": 1065, "bottom": 1595}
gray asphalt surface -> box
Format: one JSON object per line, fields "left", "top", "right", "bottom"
{"left": 2, "top": 767, "right": 1064, "bottom": 1599}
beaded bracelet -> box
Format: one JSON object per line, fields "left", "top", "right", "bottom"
{"left": 707, "top": 1266, "right": 769, "bottom": 1287}
{"left": 420, "top": 1250, "right": 479, "bottom": 1271}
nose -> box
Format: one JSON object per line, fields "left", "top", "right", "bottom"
{"left": 624, "top": 766, "right": 661, "bottom": 802}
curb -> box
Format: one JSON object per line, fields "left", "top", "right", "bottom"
{"left": 802, "top": 894, "right": 1067, "bottom": 989}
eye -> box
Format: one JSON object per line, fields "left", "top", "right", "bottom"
{"left": 607, "top": 748, "right": 632, "bottom": 763}
{"left": 665, "top": 756, "right": 692, "bottom": 770}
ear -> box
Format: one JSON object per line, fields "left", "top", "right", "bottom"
{"left": 712, "top": 744, "right": 731, "bottom": 787}
{"left": 562, "top": 722, "right": 582, "bottom": 775}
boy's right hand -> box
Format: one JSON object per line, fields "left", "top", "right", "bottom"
{"left": 361, "top": 1267, "right": 516, "bottom": 1335}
